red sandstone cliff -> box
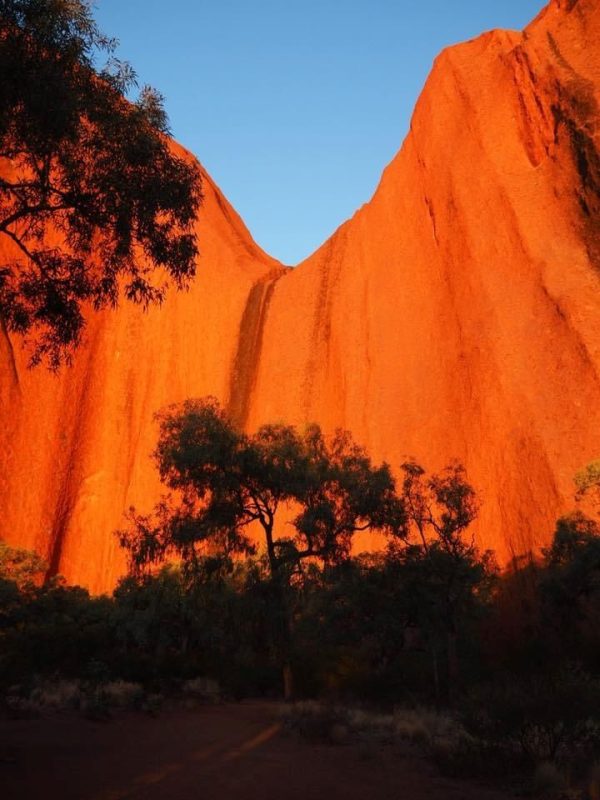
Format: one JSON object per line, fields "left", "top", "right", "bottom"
{"left": 1, "top": 0, "right": 600, "bottom": 591}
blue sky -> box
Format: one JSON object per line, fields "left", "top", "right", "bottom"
{"left": 95, "top": 0, "right": 544, "bottom": 265}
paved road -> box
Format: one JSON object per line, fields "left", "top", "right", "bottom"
{"left": 1, "top": 702, "right": 512, "bottom": 800}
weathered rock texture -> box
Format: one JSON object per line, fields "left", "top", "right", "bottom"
{"left": 1, "top": 0, "right": 600, "bottom": 591}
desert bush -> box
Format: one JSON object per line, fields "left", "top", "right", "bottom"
{"left": 393, "top": 707, "right": 461, "bottom": 746}
{"left": 1, "top": 678, "right": 149, "bottom": 720}
{"left": 31, "top": 680, "right": 81, "bottom": 710}
{"left": 103, "top": 681, "right": 144, "bottom": 709}
{"left": 283, "top": 701, "right": 466, "bottom": 752}
{"left": 182, "top": 676, "right": 220, "bottom": 702}
{"left": 347, "top": 707, "right": 395, "bottom": 741}
{"left": 81, "top": 686, "right": 111, "bottom": 721}
{"left": 4, "top": 692, "right": 42, "bottom": 719}
{"left": 460, "top": 672, "right": 600, "bottom": 765}
{"left": 141, "top": 693, "right": 163, "bottom": 717}
{"left": 282, "top": 701, "right": 352, "bottom": 743}
{"left": 3, "top": 679, "right": 82, "bottom": 716}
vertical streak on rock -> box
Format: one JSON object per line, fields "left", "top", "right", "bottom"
{"left": 228, "top": 270, "right": 284, "bottom": 429}
{"left": 304, "top": 230, "right": 348, "bottom": 419}
{"left": 47, "top": 329, "right": 101, "bottom": 577}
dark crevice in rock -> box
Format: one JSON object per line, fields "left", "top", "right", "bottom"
{"left": 228, "top": 270, "right": 285, "bottom": 429}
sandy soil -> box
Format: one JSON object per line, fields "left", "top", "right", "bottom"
{"left": 0, "top": 701, "right": 513, "bottom": 800}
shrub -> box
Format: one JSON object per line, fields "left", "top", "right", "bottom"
{"left": 103, "top": 681, "right": 144, "bottom": 709}
{"left": 32, "top": 680, "right": 81, "bottom": 710}
{"left": 460, "top": 672, "right": 600, "bottom": 765}
{"left": 282, "top": 701, "right": 352, "bottom": 743}
{"left": 283, "top": 701, "right": 466, "bottom": 752}
{"left": 182, "top": 676, "right": 220, "bottom": 703}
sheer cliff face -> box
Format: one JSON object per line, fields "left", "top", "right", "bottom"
{"left": 1, "top": 0, "right": 600, "bottom": 591}
{"left": 0, "top": 169, "right": 284, "bottom": 590}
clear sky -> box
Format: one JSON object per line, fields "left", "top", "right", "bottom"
{"left": 95, "top": 0, "right": 544, "bottom": 265}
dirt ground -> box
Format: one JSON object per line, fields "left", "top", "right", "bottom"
{"left": 0, "top": 701, "right": 513, "bottom": 800}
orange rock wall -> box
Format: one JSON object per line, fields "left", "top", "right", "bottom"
{"left": 1, "top": 0, "right": 600, "bottom": 591}
{"left": 0, "top": 166, "right": 283, "bottom": 590}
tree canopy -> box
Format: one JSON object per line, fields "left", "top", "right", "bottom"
{"left": 119, "top": 397, "right": 405, "bottom": 698}
{"left": 0, "top": 0, "right": 202, "bottom": 367}
{"left": 119, "top": 397, "right": 404, "bottom": 581}
{"left": 0, "top": 538, "right": 47, "bottom": 589}
{"left": 386, "top": 461, "right": 495, "bottom": 699}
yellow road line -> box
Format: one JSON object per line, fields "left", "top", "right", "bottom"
{"left": 221, "top": 723, "right": 282, "bottom": 763}
{"left": 132, "top": 762, "right": 182, "bottom": 785}
{"left": 190, "top": 742, "right": 221, "bottom": 762}
{"left": 90, "top": 722, "right": 282, "bottom": 800}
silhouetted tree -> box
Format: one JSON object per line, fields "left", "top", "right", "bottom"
{"left": 539, "top": 512, "right": 600, "bottom": 670}
{"left": 0, "top": 0, "right": 202, "bottom": 367}
{"left": 388, "top": 461, "right": 494, "bottom": 701}
{"left": 119, "top": 397, "right": 404, "bottom": 696}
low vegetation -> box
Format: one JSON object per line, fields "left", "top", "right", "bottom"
{"left": 3, "top": 398, "right": 600, "bottom": 797}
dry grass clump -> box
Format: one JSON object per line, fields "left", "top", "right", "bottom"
{"left": 103, "top": 681, "right": 144, "bottom": 709}
{"left": 3, "top": 679, "right": 145, "bottom": 718}
{"left": 4, "top": 693, "right": 42, "bottom": 718}
{"left": 33, "top": 680, "right": 81, "bottom": 710}
{"left": 282, "top": 701, "right": 462, "bottom": 749}
{"left": 344, "top": 708, "right": 394, "bottom": 742}
{"left": 393, "top": 707, "right": 465, "bottom": 748}
{"left": 182, "top": 676, "right": 220, "bottom": 702}
{"left": 281, "top": 701, "right": 351, "bottom": 743}
{"left": 5, "top": 680, "right": 81, "bottom": 716}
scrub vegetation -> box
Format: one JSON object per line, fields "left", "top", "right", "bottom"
{"left": 4, "top": 398, "right": 600, "bottom": 797}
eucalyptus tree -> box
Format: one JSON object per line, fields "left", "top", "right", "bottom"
{"left": 0, "top": 0, "right": 202, "bottom": 366}
{"left": 119, "top": 397, "right": 404, "bottom": 697}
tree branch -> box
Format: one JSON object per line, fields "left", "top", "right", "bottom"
{"left": 0, "top": 226, "right": 40, "bottom": 266}
{"left": 0, "top": 201, "right": 71, "bottom": 232}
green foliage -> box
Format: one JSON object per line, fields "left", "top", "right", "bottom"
{"left": 292, "top": 536, "right": 495, "bottom": 704}
{"left": 120, "top": 397, "right": 403, "bottom": 581}
{"left": 396, "top": 460, "right": 481, "bottom": 551}
{"left": 538, "top": 513, "right": 600, "bottom": 674}
{"left": 0, "top": 579, "right": 115, "bottom": 685}
{"left": 461, "top": 671, "right": 600, "bottom": 765}
{"left": 575, "top": 459, "right": 600, "bottom": 497}
{"left": 292, "top": 555, "right": 410, "bottom": 700}
{"left": 384, "top": 461, "right": 496, "bottom": 701}
{"left": 0, "top": 539, "right": 47, "bottom": 588}
{"left": 543, "top": 511, "right": 600, "bottom": 568}
{"left": 0, "top": 0, "right": 202, "bottom": 367}
{"left": 111, "top": 562, "right": 278, "bottom": 695}
{"left": 118, "top": 398, "right": 404, "bottom": 698}
{"left": 6, "top": 440, "right": 600, "bottom": 794}
{"left": 0, "top": 551, "right": 280, "bottom": 698}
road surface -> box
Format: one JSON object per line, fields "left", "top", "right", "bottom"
{"left": 1, "top": 701, "right": 512, "bottom": 800}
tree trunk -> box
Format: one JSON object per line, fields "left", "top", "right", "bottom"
{"left": 283, "top": 661, "right": 294, "bottom": 701}
{"left": 278, "top": 585, "right": 295, "bottom": 701}
{"left": 447, "top": 628, "right": 459, "bottom": 699}
{"left": 431, "top": 647, "right": 440, "bottom": 707}
{"left": 268, "top": 554, "right": 295, "bottom": 702}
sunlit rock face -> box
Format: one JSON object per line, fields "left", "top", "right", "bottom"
{"left": 1, "top": 0, "right": 600, "bottom": 591}
{"left": 0, "top": 169, "right": 285, "bottom": 591}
